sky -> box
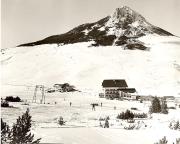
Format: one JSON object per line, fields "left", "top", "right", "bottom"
{"left": 1, "top": 0, "right": 180, "bottom": 48}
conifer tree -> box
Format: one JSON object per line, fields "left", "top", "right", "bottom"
{"left": 161, "top": 99, "right": 168, "bottom": 114}
{"left": 150, "top": 97, "right": 161, "bottom": 113}
{"left": 1, "top": 109, "right": 41, "bottom": 144}
{"left": 1, "top": 119, "right": 12, "bottom": 144}
{"left": 10, "top": 108, "right": 41, "bottom": 144}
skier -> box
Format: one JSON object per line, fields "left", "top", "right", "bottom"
{"left": 70, "top": 102, "right": 72, "bottom": 107}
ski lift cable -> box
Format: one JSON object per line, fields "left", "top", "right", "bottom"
{"left": 3, "top": 83, "right": 49, "bottom": 88}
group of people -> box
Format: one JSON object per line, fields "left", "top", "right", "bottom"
{"left": 92, "top": 102, "right": 103, "bottom": 111}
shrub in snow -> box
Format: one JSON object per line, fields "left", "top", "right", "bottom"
{"left": 5, "top": 96, "right": 21, "bottom": 102}
{"left": 99, "top": 116, "right": 110, "bottom": 128}
{"left": 99, "top": 122, "right": 103, "bottom": 127}
{"left": 106, "top": 116, "right": 110, "bottom": 120}
{"left": 104, "top": 118, "right": 109, "bottom": 128}
{"left": 124, "top": 124, "right": 135, "bottom": 130}
{"left": 161, "top": 99, "right": 168, "bottom": 114}
{"left": 174, "top": 121, "right": 180, "bottom": 130}
{"left": 154, "top": 136, "right": 168, "bottom": 144}
{"left": 134, "top": 113, "right": 148, "bottom": 119}
{"left": 120, "top": 120, "right": 147, "bottom": 130}
{"left": 149, "top": 97, "right": 161, "bottom": 113}
{"left": 176, "top": 138, "right": 180, "bottom": 144}
{"left": 58, "top": 116, "right": 66, "bottom": 126}
{"left": 155, "top": 137, "right": 180, "bottom": 144}
{"left": 1, "top": 100, "right": 10, "bottom": 107}
{"left": 169, "top": 120, "right": 180, "bottom": 130}
{"left": 1, "top": 108, "right": 41, "bottom": 144}
{"left": 117, "top": 110, "right": 134, "bottom": 120}
{"left": 117, "top": 110, "right": 147, "bottom": 120}
{"left": 125, "top": 43, "right": 147, "bottom": 50}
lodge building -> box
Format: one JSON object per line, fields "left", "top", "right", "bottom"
{"left": 102, "top": 79, "right": 136, "bottom": 99}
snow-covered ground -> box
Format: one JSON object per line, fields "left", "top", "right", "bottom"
{"left": 1, "top": 92, "right": 180, "bottom": 144}
{"left": 1, "top": 35, "right": 180, "bottom": 96}
{"left": 1, "top": 35, "right": 180, "bottom": 143}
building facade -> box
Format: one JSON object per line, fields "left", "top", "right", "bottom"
{"left": 102, "top": 79, "right": 136, "bottom": 99}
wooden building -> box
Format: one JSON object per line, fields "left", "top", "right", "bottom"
{"left": 53, "top": 84, "right": 63, "bottom": 92}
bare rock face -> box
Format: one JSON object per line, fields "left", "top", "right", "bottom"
{"left": 110, "top": 6, "right": 147, "bottom": 27}
{"left": 19, "top": 6, "right": 173, "bottom": 49}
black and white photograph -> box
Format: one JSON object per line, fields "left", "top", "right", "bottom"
{"left": 1, "top": 0, "right": 180, "bottom": 143}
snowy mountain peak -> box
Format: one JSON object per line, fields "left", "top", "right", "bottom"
{"left": 113, "top": 6, "right": 136, "bottom": 19}
{"left": 2, "top": 6, "right": 180, "bottom": 97}
{"left": 19, "top": 6, "right": 174, "bottom": 47}
{"left": 111, "top": 6, "right": 146, "bottom": 24}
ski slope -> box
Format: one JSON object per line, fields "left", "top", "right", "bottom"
{"left": 1, "top": 35, "right": 180, "bottom": 97}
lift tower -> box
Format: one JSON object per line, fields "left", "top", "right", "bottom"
{"left": 33, "top": 85, "right": 45, "bottom": 104}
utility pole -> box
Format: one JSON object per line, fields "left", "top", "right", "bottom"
{"left": 33, "top": 85, "right": 45, "bottom": 104}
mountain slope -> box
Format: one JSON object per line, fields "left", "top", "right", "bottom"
{"left": 1, "top": 36, "right": 180, "bottom": 97}
{"left": 1, "top": 6, "right": 179, "bottom": 97}
{"left": 19, "top": 6, "right": 173, "bottom": 49}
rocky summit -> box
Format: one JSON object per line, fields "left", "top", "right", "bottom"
{"left": 19, "top": 6, "right": 173, "bottom": 50}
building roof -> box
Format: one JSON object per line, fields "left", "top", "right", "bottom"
{"left": 118, "top": 88, "right": 136, "bottom": 93}
{"left": 102, "top": 79, "right": 128, "bottom": 88}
